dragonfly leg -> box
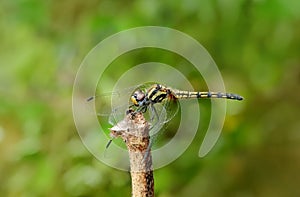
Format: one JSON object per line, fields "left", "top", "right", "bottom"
{"left": 102, "top": 139, "right": 113, "bottom": 158}
{"left": 136, "top": 105, "right": 147, "bottom": 113}
{"left": 105, "top": 139, "right": 113, "bottom": 149}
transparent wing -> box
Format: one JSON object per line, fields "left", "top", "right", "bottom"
{"left": 86, "top": 86, "right": 137, "bottom": 125}
{"left": 162, "top": 97, "right": 180, "bottom": 124}
{"left": 85, "top": 83, "right": 180, "bottom": 153}
{"left": 146, "top": 98, "right": 179, "bottom": 138}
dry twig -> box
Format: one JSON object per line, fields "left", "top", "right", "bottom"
{"left": 110, "top": 110, "right": 154, "bottom": 197}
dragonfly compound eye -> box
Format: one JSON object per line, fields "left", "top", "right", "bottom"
{"left": 131, "top": 90, "right": 145, "bottom": 106}
{"left": 135, "top": 90, "right": 145, "bottom": 101}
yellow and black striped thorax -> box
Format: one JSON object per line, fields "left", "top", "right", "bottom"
{"left": 146, "top": 84, "right": 174, "bottom": 104}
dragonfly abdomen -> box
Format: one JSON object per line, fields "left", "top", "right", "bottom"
{"left": 174, "top": 90, "right": 243, "bottom": 100}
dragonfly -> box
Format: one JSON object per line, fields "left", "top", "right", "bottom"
{"left": 130, "top": 83, "right": 243, "bottom": 112}
{"left": 87, "top": 82, "right": 243, "bottom": 150}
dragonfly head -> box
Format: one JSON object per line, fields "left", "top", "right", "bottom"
{"left": 131, "top": 89, "right": 146, "bottom": 106}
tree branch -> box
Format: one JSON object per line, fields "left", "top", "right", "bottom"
{"left": 110, "top": 110, "right": 154, "bottom": 197}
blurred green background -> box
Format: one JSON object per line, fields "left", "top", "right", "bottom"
{"left": 1, "top": 0, "right": 300, "bottom": 196}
